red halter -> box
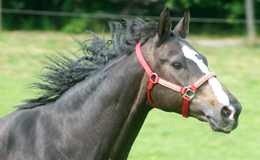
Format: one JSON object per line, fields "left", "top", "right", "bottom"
{"left": 135, "top": 42, "right": 216, "bottom": 118}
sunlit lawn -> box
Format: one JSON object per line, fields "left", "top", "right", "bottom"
{"left": 1, "top": 31, "right": 260, "bottom": 159}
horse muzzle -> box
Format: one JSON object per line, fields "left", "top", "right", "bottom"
{"left": 206, "top": 104, "right": 241, "bottom": 134}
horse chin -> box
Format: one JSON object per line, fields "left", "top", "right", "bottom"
{"left": 206, "top": 116, "right": 237, "bottom": 134}
{"left": 191, "top": 114, "right": 237, "bottom": 134}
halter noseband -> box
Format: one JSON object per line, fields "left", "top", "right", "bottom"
{"left": 135, "top": 42, "right": 216, "bottom": 118}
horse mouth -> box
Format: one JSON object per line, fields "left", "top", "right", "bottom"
{"left": 207, "top": 117, "right": 235, "bottom": 134}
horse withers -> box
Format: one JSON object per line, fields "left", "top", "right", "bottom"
{"left": 0, "top": 7, "right": 241, "bottom": 160}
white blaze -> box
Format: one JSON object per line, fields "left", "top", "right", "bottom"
{"left": 182, "top": 45, "right": 230, "bottom": 106}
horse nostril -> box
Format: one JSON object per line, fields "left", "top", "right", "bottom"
{"left": 221, "top": 106, "right": 235, "bottom": 120}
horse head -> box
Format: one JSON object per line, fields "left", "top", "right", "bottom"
{"left": 139, "top": 7, "right": 242, "bottom": 133}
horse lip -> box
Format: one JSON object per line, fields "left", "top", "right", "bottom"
{"left": 207, "top": 117, "right": 233, "bottom": 134}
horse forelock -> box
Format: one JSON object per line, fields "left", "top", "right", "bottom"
{"left": 16, "top": 18, "right": 158, "bottom": 109}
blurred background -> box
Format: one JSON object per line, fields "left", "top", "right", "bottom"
{"left": 1, "top": 0, "right": 259, "bottom": 37}
{"left": 0, "top": 0, "right": 260, "bottom": 160}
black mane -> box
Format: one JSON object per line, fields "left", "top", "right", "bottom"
{"left": 17, "top": 18, "right": 157, "bottom": 109}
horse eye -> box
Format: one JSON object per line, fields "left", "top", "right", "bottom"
{"left": 172, "top": 61, "right": 183, "bottom": 70}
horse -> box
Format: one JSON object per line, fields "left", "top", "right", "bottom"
{"left": 0, "top": 7, "right": 242, "bottom": 160}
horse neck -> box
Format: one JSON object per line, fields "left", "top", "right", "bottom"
{"left": 54, "top": 47, "right": 151, "bottom": 159}
{"left": 105, "top": 53, "right": 152, "bottom": 159}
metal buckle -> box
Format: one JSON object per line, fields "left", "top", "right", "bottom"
{"left": 150, "top": 73, "right": 158, "bottom": 84}
{"left": 183, "top": 86, "right": 196, "bottom": 100}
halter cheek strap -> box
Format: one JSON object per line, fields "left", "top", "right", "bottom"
{"left": 135, "top": 42, "right": 216, "bottom": 118}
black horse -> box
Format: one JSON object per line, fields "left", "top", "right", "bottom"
{"left": 0, "top": 8, "right": 241, "bottom": 160}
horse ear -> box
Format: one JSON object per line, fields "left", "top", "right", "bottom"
{"left": 173, "top": 7, "right": 190, "bottom": 39}
{"left": 157, "top": 7, "right": 172, "bottom": 39}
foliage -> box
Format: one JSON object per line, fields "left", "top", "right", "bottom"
{"left": 2, "top": 0, "right": 259, "bottom": 34}
{"left": 165, "top": 0, "right": 247, "bottom": 19}
{"left": 61, "top": 17, "right": 105, "bottom": 33}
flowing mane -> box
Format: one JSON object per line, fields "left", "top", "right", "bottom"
{"left": 17, "top": 18, "right": 157, "bottom": 109}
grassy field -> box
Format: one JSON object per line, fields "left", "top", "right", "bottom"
{"left": 1, "top": 31, "right": 260, "bottom": 159}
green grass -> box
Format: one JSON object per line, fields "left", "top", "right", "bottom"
{"left": 1, "top": 31, "right": 260, "bottom": 159}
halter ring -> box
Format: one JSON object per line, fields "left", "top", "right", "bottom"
{"left": 183, "top": 86, "right": 196, "bottom": 101}
{"left": 149, "top": 73, "right": 158, "bottom": 84}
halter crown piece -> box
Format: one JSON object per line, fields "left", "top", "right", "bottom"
{"left": 135, "top": 42, "right": 216, "bottom": 118}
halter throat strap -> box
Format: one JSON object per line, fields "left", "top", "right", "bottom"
{"left": 135, "top": 42, "right": 216, "bottom": 118}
